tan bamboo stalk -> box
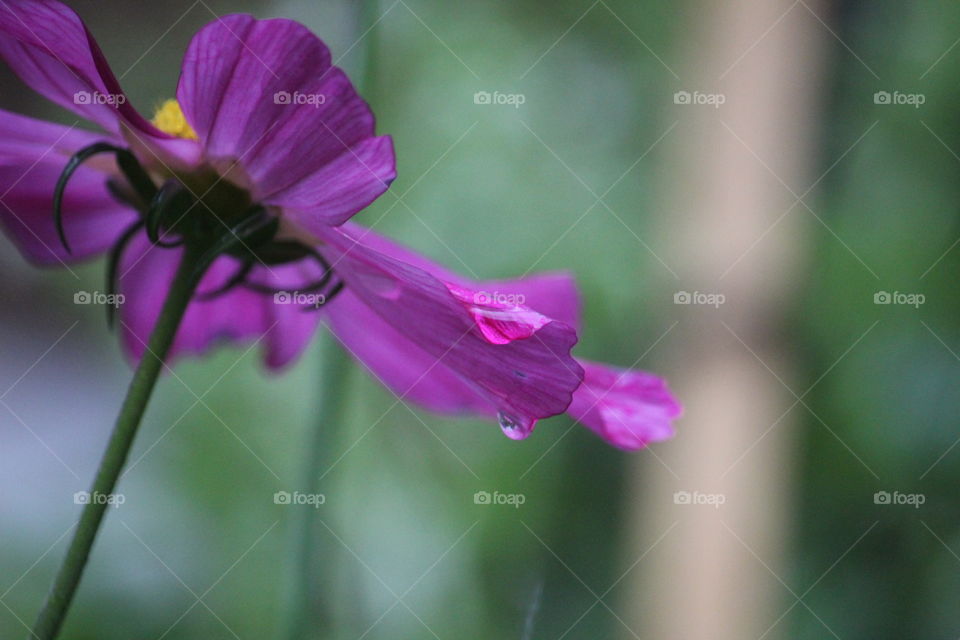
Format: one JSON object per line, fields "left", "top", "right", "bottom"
{"left": 625, "top": 1, "right": 826, "bottom": 638}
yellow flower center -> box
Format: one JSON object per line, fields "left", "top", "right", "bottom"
{"left": 151, "top": 99, "right": 197, "bottom": 140}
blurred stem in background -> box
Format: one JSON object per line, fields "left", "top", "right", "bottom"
{"left": 285, "top": 335, "right": 352, "bottom": 640}
{"left": 29, "top": 243, "right": 212, "bottom": 640}
{"left": 284, "top": 2, "right": 379, "bottom": 638}
{"left": 356, "top": 0, "right": 380, "bottom": 99}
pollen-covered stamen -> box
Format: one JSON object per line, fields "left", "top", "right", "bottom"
{"left": 151, "top": 99, "right": 197, "bottom": 140}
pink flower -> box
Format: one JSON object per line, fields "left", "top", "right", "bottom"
{"left": 0, "top": 0, "right": 680, "bottom": 448}
{"left": 319, "top": 223, "right": 682, "bottom": 448}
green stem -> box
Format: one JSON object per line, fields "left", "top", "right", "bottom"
{"left": 285, "top": 338, "right": 352, "bottom": 640}
{"left": 283, "top": 3, "right": 379, "bottom": 638}
{"left": 29, "top": 243, "right": 208, "bottom": 640}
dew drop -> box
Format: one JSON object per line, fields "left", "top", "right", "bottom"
{"left": 498, "top": 412, "right": 533, "bottom": 440}
{"left": 355, "top": 265, "right": 401, "bottom": 299}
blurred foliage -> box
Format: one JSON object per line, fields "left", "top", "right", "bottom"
{"left": 796, "top": 1, "right": 960, "bottom": 638}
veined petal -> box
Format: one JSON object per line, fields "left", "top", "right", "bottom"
{"left": 117, "top": 234, "right": 268, "bottom": 363}
{"left": 0, "top": 107, "right": 106, "bottom": 161}
{"left": 325, "top": 288, "right": 491, "bottom": 415}
{"left": 320, "top": 224, "right": 579, "bottom": 415}
{"left": 316, "top": 224, "right": 678, "bottom": 448}
{"left": 246, "top": 259, "right": 326, "bottom": 370}
{"left": 333, "top": 223, "right": 581, "bottom": 328}
{"left": 265, "top": 136, "right": 395, "bottom": 227}
{"left": 323, "top": 274, "right": 582, "bottom": 418}
{"left": 117, "top": 234, "right": 324, "bottom": 368}
{"left": 0, "top": 109, "right": 135, "bottom": 264}
{"left": 177, "top": 14, "right": 394, "bottom": 225}
{"left": 567, "top": 360, "right": 681, "bottom": 450}
{"left": 0, "top": 0, "right": 166, "bottom": 137}
{"left": 315, "top": 224, "right": 583, "bottom": 434}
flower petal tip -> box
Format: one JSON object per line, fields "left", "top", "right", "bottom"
{"left": 569, "top": 360, "right": 681, "bottom": 451}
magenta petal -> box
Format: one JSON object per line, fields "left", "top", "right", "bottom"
{"left": 266, "top": 136, "right": 395, "bottom": 227}
{"left": 336, "top": 223, "right": 580, "bottom": 329}
{"left": 325, "top": 288, "right": 491, "bottom": 415}
{"left": 118, "top": 235, "right": 268, "bottom": 363}
{"left": 445, "top": 282, "right": 549, "bottom": 344}
{"left": 177, "top": 15, "right": 394, "bottom": 225}
{"left": 0, "top": 108, "right": 106, "bottom": 161}
{"left": 245, "top": 260, "right": 326, "bottom": 370}
{"left": 117, "top": 235, "right": 322, "bottom": 367}
{"left": 315, "top": 225, "right": 583, "bottom": 430}
{"left": 323, "top": 225, "right": 581, "bottom": 418}
{"left": 0, "top": 111, "right": 134, "bottom": 264}
{"left": 567, "top": 360, "right": 681, "bottom": 450}
{"left": 475, "top": 272, "right": 581, "bottom": 332}
{"left": 0, "top": 0, "right": 167, "bottom": 138}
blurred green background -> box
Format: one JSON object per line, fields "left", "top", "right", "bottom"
{"left": 1, "top": 0, "right": 958, "bottom": 638}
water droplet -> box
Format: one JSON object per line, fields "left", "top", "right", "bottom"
{"left": 498, "top": 412, "right": 534, "bottom": 440}
{"left": 355, "top": 265, "right": 401, "bottom": 299}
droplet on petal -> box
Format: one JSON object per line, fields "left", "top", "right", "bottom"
{"left": 445, "top": 283, "right": 550, "bottom": 345}
{"left": 498, "top": 411, "right": 536, "bottom": 440}
{"left": 353, "top": 264, "right": 401, "bottom": 299}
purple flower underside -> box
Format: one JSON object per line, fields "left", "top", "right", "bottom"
{"left": 0, "top": 0, "right": 680, "bottom": 448}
